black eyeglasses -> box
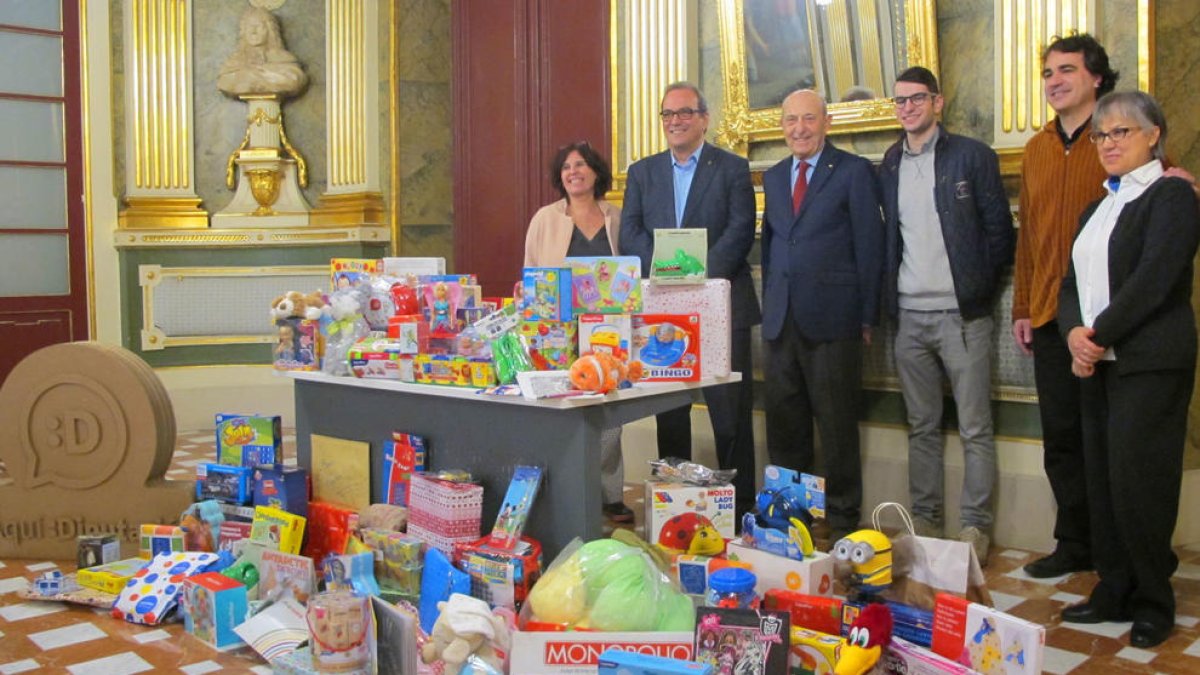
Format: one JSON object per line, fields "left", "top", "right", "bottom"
{"left": 1088, "top": 126, "right": 1135, "bottom": 144}
{"left": 660, "top": 108, "right": 705, "bottom": 121}
{"left": 893, "top": 92, "right": 932, "bottom": 108}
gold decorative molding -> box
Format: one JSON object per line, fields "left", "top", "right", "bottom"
{"left": 316, "top": 0, "right": 384, "bottom": 229}
{"left": 995, "top": 0, "right": 1093, "bottom": 144}
{"left": 997, "top": 147, "right": 1025, "bottom": 178}
{"left": 138, "top": 264, "right": 327, "bottom": 351}
{"left": 714, "top": 0, "right": 939, "bottom": 154}
{"left": 1138, "top": 0, "right": 1153, "bottom": 91}
{"left": 324, "top": 0, "right": 377, "bottom": 192}
{"left": 610, "top": 0, "right": 698, "bottom": 172}
{"left": 120, "top": 0, "right": 208, "bottom": 228}
{"left": 81, "top": 0, "right": 97, "bottom": 337}
{"left": 388, "top": 0, "right": 400, "bottom": 255}
{"left": 118, "top": 196, "right": 209, "bottom": 229}
{"left": 115, "top": 225, "right": 389, "bottom": 248}
{"left": 311, "top": 192, "right": 387, "bottom": 228}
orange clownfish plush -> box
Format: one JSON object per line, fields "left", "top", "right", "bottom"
{"left": 568, "top": 351, "right": 643, "bottom": 394}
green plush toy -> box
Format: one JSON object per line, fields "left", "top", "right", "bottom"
{"left": 528, "top": 536, "right": 694, "bottom": 632}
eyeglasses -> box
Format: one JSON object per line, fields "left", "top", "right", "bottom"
{"left": 893, "top": 92, "right": 932, "bottom": 108}
{"left": 1088, "top": 126, "right": 1136, "bottom": 144}
{"left": 660, "top": 107, "right": 705, "bottom": 121}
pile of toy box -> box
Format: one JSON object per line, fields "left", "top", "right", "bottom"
{"left": 271, "top": 254, "right": 732, "bottom": 403}
{"left": 17, "top": 255, "right": 1052, "bottom": 674}
{"left": 18, "top": 426, "right": 1043, "bottom": 674}
{"left": 21, "top": 407, "right": 564, "bottom": 674}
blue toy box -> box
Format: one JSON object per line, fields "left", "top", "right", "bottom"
{"left": 197, "top": 463, "right": 253, "bottom": 505}
{"left": 844, "top": 598, "right": 934, "bottom": 647}
{"left": 253, "top": 464, "right": 309, "bottom": 517}
{"left": 740, "top": 465, "right": 827, "bottom": 560}
{"left": 598, "top": 649, "right": 713, "bottom": 674}
{"left": 182, "top": 571, "right": 249, "bottom": 650}
{"left": 521, "top": 268, "right": 573, "bottom": 322}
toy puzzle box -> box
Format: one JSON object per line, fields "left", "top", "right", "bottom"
{"left": 215, "top": 414, "right": 283, "bottom": 467}
{"left": 564, "top": 256, "right": 642, "bottom": 314}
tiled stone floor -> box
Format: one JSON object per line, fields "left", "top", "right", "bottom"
{"left": 2, "top": 431, "right": 1200, "bottom": 672}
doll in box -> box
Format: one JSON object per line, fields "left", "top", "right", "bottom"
{"left": 426, "top": 281, "right": 461, "bottom": 335}
{"left": 274, "top": 324, "right": 296, "bottom": 362}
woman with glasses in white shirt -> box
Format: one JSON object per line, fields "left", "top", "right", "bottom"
{"left": 1057, "top": 90, "right": 1200, "bottom": 649}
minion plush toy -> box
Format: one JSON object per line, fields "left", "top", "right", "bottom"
{"left": 832, "top": 529, "right": 893, "bottom": 593}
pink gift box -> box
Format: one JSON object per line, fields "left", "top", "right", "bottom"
{"left": 640, "top": 279, "right": 731, "bottom": 377}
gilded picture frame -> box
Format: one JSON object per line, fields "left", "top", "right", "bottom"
{"left": 715, "top": 0, "right": 940, "bottom": 154}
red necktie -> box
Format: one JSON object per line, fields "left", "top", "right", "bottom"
{"left": 792, "top": 160, "right": 809, "bottom": 215}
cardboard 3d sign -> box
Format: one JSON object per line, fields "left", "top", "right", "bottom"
{"left": 0, "top": 342, "right": 193, "bottom": 559}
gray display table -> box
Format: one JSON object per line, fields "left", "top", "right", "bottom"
{"left": 288, "top": 371, "right": 739, "bottom": 558}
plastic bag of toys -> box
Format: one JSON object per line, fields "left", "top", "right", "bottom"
{"left": 524, "top": 537, "right": 693, "bottom": 632}
{"left": 322, "top": 287, "right": 372, "bottom": 376}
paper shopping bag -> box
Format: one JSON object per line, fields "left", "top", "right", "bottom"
{"left": 870, "top": 502, "right": 992, "bottom": 611}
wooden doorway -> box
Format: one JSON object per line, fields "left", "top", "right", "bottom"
{"left": 0, "top": 1, "right": 88, "bottom": 386}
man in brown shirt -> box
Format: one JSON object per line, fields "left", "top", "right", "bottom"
{"left": 1012, "top": 34, "right": 1115, "bottom": 579}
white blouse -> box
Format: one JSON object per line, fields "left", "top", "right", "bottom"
{"left": 1071, "top": 159, "right": 1164, "bottom": 360}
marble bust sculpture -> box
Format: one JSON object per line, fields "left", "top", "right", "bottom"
{"left": 217, "top": 7, "right": 307, "bottom": 98}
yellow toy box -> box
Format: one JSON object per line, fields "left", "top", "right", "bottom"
{"left": 77, "top": 557, "right": 148, "bottom": 594}
{"left": 790, "top": 626, "right": 842, "bottom": 674}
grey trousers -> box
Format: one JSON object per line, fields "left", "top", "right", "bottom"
{"left": 894, "top": 309, "right": 996, "bottom": 529}
{"left": 600, "top": 427, "right": 625, "bottom": 504}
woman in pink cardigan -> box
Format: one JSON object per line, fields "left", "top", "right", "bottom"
{"left": 524, "top": 141, "right": 632, "bottom": 522}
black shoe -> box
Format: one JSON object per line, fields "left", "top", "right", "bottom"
{"left": 1130, "top": 620, "right": 1171, "bottom": 648}
{"left": 1024, "top": 549, "right": 1092, "bottom": 578}
{"left": 1061, "top": 601, "right": 1130, "bottom": 624}
{"left": 603, "top": 502, "right": 635, "bottom": 523}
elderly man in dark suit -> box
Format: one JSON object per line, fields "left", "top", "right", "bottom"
{"left": 760, "top": 89, "right": 884, "bottom": 543}
{"left": 620, "top": 82, "right": 761, "bottom": 515}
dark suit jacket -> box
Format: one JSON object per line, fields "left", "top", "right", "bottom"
{"left": 760, "top": 142, "right": 884, "bottom": 342}
{"left": 1059, "top": 176, "right": 1200, "bottom": 374}
{"left": 619, "top": 143, "right": 761, "bottom": 329}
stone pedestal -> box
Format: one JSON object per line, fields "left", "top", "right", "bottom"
{"left": 214, "top": 96, "right": 311, "bottom": 228}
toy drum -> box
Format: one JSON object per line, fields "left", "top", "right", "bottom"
{"left": 306, "top": 591, "right": 370, "bottom": 672}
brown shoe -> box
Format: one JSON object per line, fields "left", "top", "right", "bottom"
{"left": 603, "top": 502, "right": 635, "bottom": 523}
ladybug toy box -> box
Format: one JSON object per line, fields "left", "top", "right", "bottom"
{"left": 645, "top": 481, "right": 735, "bottom": 556}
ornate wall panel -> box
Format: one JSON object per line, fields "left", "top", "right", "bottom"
{"left": 119, "top": 0, "right": 207, "bottom": 228}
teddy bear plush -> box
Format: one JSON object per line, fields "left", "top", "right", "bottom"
{"left": 420, "top": 593, "right": 509, "bottom": 674}
{"left": 270, "top": 290, "right": 326, "bottom": 321}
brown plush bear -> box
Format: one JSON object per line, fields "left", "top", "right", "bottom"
{"left": 270, "top": 290, "right": 326, "bottom": 322}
